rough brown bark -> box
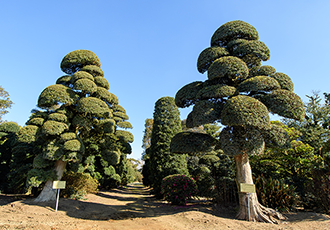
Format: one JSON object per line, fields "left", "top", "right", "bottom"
{"left": 34, "top": 160, "right": 66, "bottom": 202}
{"left": 234, "top": 153, "right": 286, "bottom": 224}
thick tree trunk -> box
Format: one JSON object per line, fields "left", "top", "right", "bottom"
{"left": 34, "top": 160, "right": 66, "bottom": 202}
{"left": 234, "top": 153, "right": 286, "bottom": 224}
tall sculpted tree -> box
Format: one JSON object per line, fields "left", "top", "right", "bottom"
{"left": 147, "top": 96, "right": 188, "bottom": 197}
{"left": 15, "top": 50, "right": 132, "bottom": 201}
{"left": 171, "top": 20, "right": 305, "bottom": 223}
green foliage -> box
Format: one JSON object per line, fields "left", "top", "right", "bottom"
{"left": 42, "top": 120, "right": 68, "bottom": 136}
{"left": 141, "top": 118, "right": 153, "bottom": 160}
{"left": 249, "top": 65, "right": 276, "bottom": 78}
{"left": 0, "top": 86, "right": 13, "bottom": 122}
{"left": 221, "top": 95, "right": 270, "bottom": 129}
{"left": 171, "top": 131, "right": 218, "bottom": 155}
{"left": 309, "top": 156, "right": 330, "bottom": 214}
{"left": 250, "top": 123, "right": 323, "bottom": 208}
{"left": 261, "top": 89, "right": 305, "bottom": 121}
{"left": 271, "top": 72, "right": 294, "bottom": 91}
{"left": 186, "top": 100, "right": 222, "bottom": 127}
{"left": 175, "top": 81, "right": 204, "bottom": 108}
{"left": 115, "top": 130, "right": 134, "bottom": 143}
{"left": 255, "top": 175, "right": 298, "bottom": 212}
{"left": 196, "top": 84, "right": 236, "bottom": 100}
{"left": 0, "top": 121, "right": 20, "bottom": 133}
{"left": 208, "top": 56, "right": 249, "bottom": 82}
{"left": 61, "top": 171, "right": 99, "bottom": 200}
{"left": 73, "top": 79, "right": 98, "bottom": 94}
{"left": 220, "top": 126, "right": 265, "bottom": 156}
{"left": 37, "top": 84, "right": 78, "bottom": 109}
{"left": 93, "top": 87, "right": 118, "bottom": 105}
{"left": 116, "top": 121, "right": 133, "bottom": 129}
{"left": 56, "top": 75, "right": 72, "bottom": 86}
{"left": 237, "top": 76, "right": 280, "bottom": 93}
{"left": 16, "top": 125, "right": 39, "bottom": 143}
{"left": 26, "top": 168, "right": 57, "bottom": 187}
{"left": 197, "top": 46, "right": 229, "bottom": 73}
{"left": 211, "top": 20, "right": 259, "bottom": 47}
{"left": 94, "top": 76, "right": 110, "bottom": 90}
{"left": 102, "top": 149, "right": 120, "bottom": 165}
{"left": 285, "top": 92, "right": 330, "bottom": 155}
{"left": 72, "top": 71, "right": 94, "bottom": 82}
{"left": 27, "top": 117, "right": 45, "bottom": 126}
{"left": 63, "top": 139, "right": 82, "bottom": 152}
{"left": 147, "top": 96, "right": 188, "bottom": 197}
{"left": 228, "top": 39, "right": 270, "bottom": 68}
{"left": 161, "top": 174, "right": 197, "bottom": 205}
{"left": 4, "top": 50, "right": 134, "bottom": 195}
{"left": 60, "top": 50, "right": 101, "bottom": 75}
{"left": 76, "top": 97, "right": 112, "bottom": 117}
{"left": 80, "top": 65, "right": 104, "bottom": 77}
{"left": 0, "top": 122, "right": 20, "bottom": 193}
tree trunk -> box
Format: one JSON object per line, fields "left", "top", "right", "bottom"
{"left": 234, "top": 153, "right": 286, "bottom": 224}
{"left": 34, "top": 160, "right": 66, "bottom": 202}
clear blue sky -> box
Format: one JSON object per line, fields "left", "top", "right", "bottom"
{"left": 1, "top": 1, "right": 330, "bottom": 160}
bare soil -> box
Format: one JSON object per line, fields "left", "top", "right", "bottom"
{"left": 0, "top": 182, "right": 329, "bottom": 230}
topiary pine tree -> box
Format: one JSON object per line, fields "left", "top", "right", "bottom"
{"left": 171, "top": 20, "right": 305, "bottom": 223}
{"left": 146, "top": 96, "right": 189, "bottom": 198}
{"left": 13, "top": 50, "right": 132, "bottom": 201}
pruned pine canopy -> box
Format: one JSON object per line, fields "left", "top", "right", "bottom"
{"left": 25, "top": 49, "right": 133, "bottom": 178}
{"left": 60, "top": 50, "right": 101, "bottom": 75}
{"left": 173, "top": 20, "right": 305, "bottom": 156}
{"left": 170, "top": 131, "right": 218, "bottom": 155}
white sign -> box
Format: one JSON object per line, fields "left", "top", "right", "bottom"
{"left": 240, "top": 183, "right": 256, "bottom": 193}
{"left": 52, "top": 181, "right": 66, "bottom": 212}
{"left": 53, "top": 181, "right": 66, "bottom": 189}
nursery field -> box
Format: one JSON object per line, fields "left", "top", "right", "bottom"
{"left": 0, "top": 183, "right": 329, "bottom": 230}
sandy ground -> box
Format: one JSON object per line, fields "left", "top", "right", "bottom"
{"left": 0, "top": 182, "right": 330, "bottom": 230}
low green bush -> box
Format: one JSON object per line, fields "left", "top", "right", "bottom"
{"left": 255, "top": 175, "right": 298, "bottom": 212}
{"left": 310, "top": 167, "right": 330, "bottom": 214}
{"left": 161, "top": 174, "right": 197, "bottom": 205}
{"left": 61, "top": 171, "right": 99, "bottom": 200}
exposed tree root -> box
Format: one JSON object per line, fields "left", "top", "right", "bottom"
{"left": 234, "top": 153, "right": 287, "bottom": 224}
{"left": 236, "top": 192, "right": 287, "bottom": 224}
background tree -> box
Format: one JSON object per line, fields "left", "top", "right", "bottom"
{"left": 141, "top": 118, "right": 153, "bottom": 160}
{"left": 145, "top": 96, "right": 189, "bottom": 198}
{"left": 11, "top": 50, "right": 133, "bottom": 201}
{"left": 0, "top": 121, "right": 20, "bottom": 192}
{"left": 284, "top": 92, "right": 330, "bottom": 158}
{"left": 0, "top": 86, "right": 13, "bottom": 124}
{"left": 171, "top": 20, "right": 304, "bottom": 223}
{"left": 250, "top": 121, "right": 322, "bottom": 209}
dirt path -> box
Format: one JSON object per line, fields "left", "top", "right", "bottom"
{"left": 0, "top": 182, "right": 330, "bottom": 229}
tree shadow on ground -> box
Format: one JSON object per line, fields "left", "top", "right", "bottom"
{"left": 5, "top": 182, "right": 235, "bottom": 221}
{"left": 3, "top": 182, "right": 329, "bottom": 223}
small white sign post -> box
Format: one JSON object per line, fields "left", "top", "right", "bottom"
{"left": 52, "top": 181, "right": 66, "bottom": 212}
{"left": 240, "top": 183, "right": 256, "bottom": 221}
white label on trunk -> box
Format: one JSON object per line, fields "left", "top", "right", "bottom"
{"left": 240, "top": 183, "right": 255, "bottom": 193}
{"left": 52, "top": 181, "right": 66, "bottom": 189}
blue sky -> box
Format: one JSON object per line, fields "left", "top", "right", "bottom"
{"left": 1, "top": 1, "right": 330, "bottom": 160}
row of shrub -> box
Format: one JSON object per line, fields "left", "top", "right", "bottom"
{"left": 159, "top": 152, "right": 330, "bottom": 214}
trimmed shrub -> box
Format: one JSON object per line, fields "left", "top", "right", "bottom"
{"left": 161, "top": 174, "right": 197, "bottom": 205}
{"left": 61, "top": 171, "right": 99, "bottom": 200}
